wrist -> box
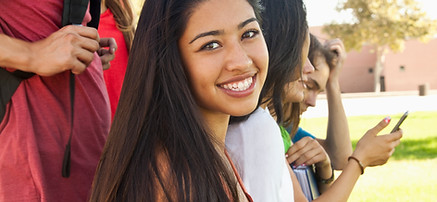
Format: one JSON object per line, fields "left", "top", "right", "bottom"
{"left": 315, "top": 164, "right": 334, "bottom": 184}
{"left": 0, "top": 35, "right": 32, "bottom": 72}
{"left": 326, "top": 79, "right": 340, "bottom": 93}
{"left": 25, "top": 41, "right": 39, "bottom": 73}
{"left": 348, "top": 156, "right": 365, "bottom": 175}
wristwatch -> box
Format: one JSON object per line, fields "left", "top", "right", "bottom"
{"left": 315, "top": 166, "right": 334, "bottom": 184}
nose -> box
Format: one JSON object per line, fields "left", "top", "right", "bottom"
{"left": 224, "top": 41, "right": 253, "bottom": 71}
{"left": 305, "top": 90, "right": 317, "bottom": 107}
{"left": 301, "top": 58, "right": 315, "bottom": 82}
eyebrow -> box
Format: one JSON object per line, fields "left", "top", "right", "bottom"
{"left": 189, "top": 17, "right": 258, "bottom": 44}
{"left": 239, "top": 17, "right": 258, "bottom": 29}
{"left": 308, "top": 77, "right": 321, "bottom": 91}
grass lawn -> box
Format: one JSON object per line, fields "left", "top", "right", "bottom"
{"left": 300, "top": 111, "right": 437, "bottom": 201}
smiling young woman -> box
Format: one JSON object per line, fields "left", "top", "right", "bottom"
{"left": 89, "top": 0, "right": 268, "bottom": 201}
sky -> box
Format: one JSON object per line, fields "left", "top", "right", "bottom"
{"left": 304, "top": 0, "right": 437, "bottom": 27}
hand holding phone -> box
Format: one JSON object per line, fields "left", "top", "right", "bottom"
{"left": 391, "top": 111, "right": 408, "bottom": 133}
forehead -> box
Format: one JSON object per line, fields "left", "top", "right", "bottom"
{"left": 184, "top": 0, "right": 255, "bottom": 34}
{"left": 308, "top": 56, "right": 329, "bottom": 90}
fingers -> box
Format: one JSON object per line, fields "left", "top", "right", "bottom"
{"left": 70, "top": 59, "right": 88, "bottom": 75}
{"left": 299, "top": 149, "right": 327, "bottom": 166}
{"left": 75, "top": 48, "right": 96, "bottom": 68}
{"left": 61, "top": 25, "right": 100, "bottom": 53}
{"left": 62, "top": 25, "right": 100, "bottom": 41}
{"left": 79, "top": 38, "right": 100, "bottom": 53}
{"left": 62, "top": 26, "right": 100, "bottom": 71}
{"left": 355, "top": 127, "right": 403, "bottom": 167}
{"left": 325, "top": 38, "right": 344, "bottom": 50}
{"left": 286, "top": 137, "right": 327, "bottom": 166}
{"left": 98, "top": 48, "right": 115, "bottom": 61}
{"left": 98, "top": 48, "right": 114, "bottom": 70}
{"left": 325, "top": 38, "right": 346, "bottom": 60}
{"left": 385, "top": 128, "right": 403, "bottom": 142}
{"left": 99, "top": 37, "right": 118, "bottom": 54}
{"left": 367, "top": 116, "right": 391, "bottom": 136}
{"left": 286, "top": 137, "right": 311, "bottom": 163}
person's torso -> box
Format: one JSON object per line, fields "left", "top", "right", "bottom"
{"left": 98, "top": 8, "right": 129, "bottom": 119}
{"left": 226, "top": 107, "right": 294, "bottom": 202}
{"left": 0, "top": 1, "right": 110, "bottom": 201}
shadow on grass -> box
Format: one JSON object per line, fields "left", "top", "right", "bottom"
{"left": 352, "top": 136, "right": 437, "bottom": 160}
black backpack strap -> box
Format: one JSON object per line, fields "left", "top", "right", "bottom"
{"left": 88, "top": 0, "right": 101, "bottom": 29}
{"left": 62, "top": 0, "right": 90, "bottom": 26}
{"left": 0, "top": 69, "right": 34, "bottom": 123}
{"left": 62, "top": 0, "right": 100, "bottom": 27}
{"left": 61, "top": 0, "right": 95, "bottom": 178}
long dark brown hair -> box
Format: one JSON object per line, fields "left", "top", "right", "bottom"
{"left": 261, "top": 0, "right": 307, "bottom": 130}
{"left": 104, "top": 0, "right": 135, "bottom": 52}
{"left": 90, "top": 0, "right": 263, "bottom": 201}
{"left": 230, "top": 0, "right": 308, "bottom": 132}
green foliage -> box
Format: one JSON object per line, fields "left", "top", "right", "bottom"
{"left": 322, "top": 0, "right": 437, "bottom": 52}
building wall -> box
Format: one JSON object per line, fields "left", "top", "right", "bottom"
{"left": 340, "top": 46, "right": 376, "bottom": 93}
{"left": 384, "top": 39, "right": 437, "bottom": 91}
{"left": 310, "top": 26, "right": 437, "bottom": 93}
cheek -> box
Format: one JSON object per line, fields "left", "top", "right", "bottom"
{"left": 248, "top": 41, "right": 269, "bottom": 76}
{"left": 185, "top": 55, "right": 220, "bottom": 86}
{"left": 185, "top": 60, "right": 222, "bottom": 107}
{"left": 285, "top": 82, "right": 303, "bottom": 102}
{"left": 188, "top": 68, "right": 214, "bottom": 94}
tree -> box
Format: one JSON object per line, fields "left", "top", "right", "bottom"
{"left": 323, "top": 0, "right": 437, "bottom": 92}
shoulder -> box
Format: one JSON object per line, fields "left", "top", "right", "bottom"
{"left": 292, "top": 127, "right": 316, "bottom": 143}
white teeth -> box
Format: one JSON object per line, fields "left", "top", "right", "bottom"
{"left": 221, "top": 76, "right": 253, "bottom": 91}
{"left": 238, "top": 82, "right": 244, "bottom": 89}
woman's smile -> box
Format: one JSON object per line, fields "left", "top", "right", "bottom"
{"left": 219, "top": 75, "right": 256, "bottom": 97}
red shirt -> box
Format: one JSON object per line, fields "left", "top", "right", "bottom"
{"left": 0, "top": 1, "right": 111, "bottom": 201}
{"left": 98, "top": 8, "right": 129, "bottom": 120}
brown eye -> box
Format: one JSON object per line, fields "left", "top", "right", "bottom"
{"left": 200, "top": 41, "right": 220, "bottom": 51}
{"left": 242, "top": 30, "right": 259, "bottom": 40}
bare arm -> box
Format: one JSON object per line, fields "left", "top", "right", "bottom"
{"left": 319, "top": 39, "right": 352, "bottom": 170}
{"left": 0, "top": 25, "right": 100, "bottom": 76}
{"left": 312, "top": 117, "right": 403, "bottom": 202}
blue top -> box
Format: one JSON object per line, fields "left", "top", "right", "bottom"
{"left": 292, "top": 127, "right": 316, "bottom": 143}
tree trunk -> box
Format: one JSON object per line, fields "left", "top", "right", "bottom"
{"left": 373, "top": 46, "right": 386, "bottom": 92}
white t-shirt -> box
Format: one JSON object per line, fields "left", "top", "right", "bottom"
{"left": 226, "top": 107, "right": 294, "bottom": 202}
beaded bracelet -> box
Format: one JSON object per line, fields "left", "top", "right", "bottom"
{"left": 348, "top": 156, "right": 364, "bottom": 175}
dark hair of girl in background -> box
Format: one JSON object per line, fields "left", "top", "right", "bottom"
{"left": 308, "top": 33, "right": 337, "bottom": 71}
{"left": 103, "top": 0, "right": 136, "bottom": 52}
{"left": 90, "top": 0, "right": 263, "bottom": 201}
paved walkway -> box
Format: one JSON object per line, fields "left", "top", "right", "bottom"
{"left": 301, "top": 91, "right": 437, "bottom": 118}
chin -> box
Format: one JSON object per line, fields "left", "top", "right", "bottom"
{"left": 231, "top": 104, "right": 257, "bottom": 117}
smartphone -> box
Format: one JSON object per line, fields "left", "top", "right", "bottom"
{"left": 391, "top": 111, "right": 408, "bottom": 133}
